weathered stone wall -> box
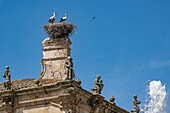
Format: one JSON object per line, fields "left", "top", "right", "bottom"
{"left": 40, "top": 37, "right": 71, "bottom": 80}
{"left": 17, "top": 105, "right": 62, "bottom": 113}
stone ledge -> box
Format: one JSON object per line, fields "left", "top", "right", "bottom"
{"left": 43, "top": 47, "right": 69, "bottom": 51}
{"left": 19, "top": 94, "right": 70, "bottom": 105}
{"left": 42, "top": 57, "right": 67, "bottom": 61}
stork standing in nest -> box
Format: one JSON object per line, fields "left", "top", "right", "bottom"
{"left": 48, "top": 12, "right": 56, "bottom": 24}
{"left": 60, "top": 14, "right": 68, "bottom": 23}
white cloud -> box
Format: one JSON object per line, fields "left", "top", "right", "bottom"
{"left": 110, "top": 59, "right": 170, "bottom": 77}
{"left": 147, "top": 60, "right": 170, "bottom": 69}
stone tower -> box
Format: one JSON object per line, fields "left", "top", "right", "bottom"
{"left": 40, "top": 23, "right": 75, "bottom": 80}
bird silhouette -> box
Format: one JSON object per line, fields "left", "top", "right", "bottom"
{"left": 92, "top": 16, "right": 96, "bottom": 20}
{"left": 60, "top": 14, "right": 68, "bottom": 23}
{"left": 48, "top": 12, "right": 56, "bottom": 24}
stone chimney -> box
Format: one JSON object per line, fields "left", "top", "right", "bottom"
{"left": 40, "top": 23, "right": 75, "bottom": 80}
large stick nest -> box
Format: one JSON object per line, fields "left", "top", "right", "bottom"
{"left": 44, "top": 23, "right": 75, "bottom": 38}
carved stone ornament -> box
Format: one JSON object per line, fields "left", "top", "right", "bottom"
{"left": 87, "top": 96, "right": 100, "bottom": 108}
{"left": 91, "top": 75, "right": 104, "bottom": 94}
{"left": 131, "top": 95, "right": 141, "bottom": 113}
{"left": 2, "top": 66, "right": 12, "bottom": 90}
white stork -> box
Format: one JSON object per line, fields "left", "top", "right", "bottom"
{"left": 48, "top": 12, "right": 56, "bottom": 24}
{"left": 60, "top": 14, "right": 67, "bottom": 23}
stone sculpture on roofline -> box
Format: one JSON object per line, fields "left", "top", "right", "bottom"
{"left": 91, "top": 75, "right": 104, "bottom": 94}
{"left": 65, "top": 56, "right": 75, "bottom": 80}
{"left": 131, "top": 95, "right": 141, "bottom": 113}
{"left": 2, "top": 66, "right": 12, "bottom": 90}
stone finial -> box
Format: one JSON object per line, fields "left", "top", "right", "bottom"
{"left": 91, "top": 75, "right": 104, "bottom": 94}
{"left": 109, "top": 96, "right": 115, "bottom": 105}
{"left": 131, "top": 95, "right": 141, "bottom": 113}
{"left": 2, "top": 66, "right": 12, "bottom": 90}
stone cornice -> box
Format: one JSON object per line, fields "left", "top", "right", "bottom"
{"left": 0, "top": 80, "right": 129, "bottom": 113}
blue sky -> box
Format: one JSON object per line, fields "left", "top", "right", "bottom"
{"left": 0, "top": 0, "right": 169, "bottom": 112}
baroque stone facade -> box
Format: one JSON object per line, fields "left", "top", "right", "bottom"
{"left": 0, "top": 23, "right": 129, "bottom": 113}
